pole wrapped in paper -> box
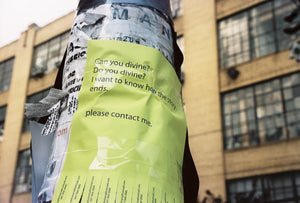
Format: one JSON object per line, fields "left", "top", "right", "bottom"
{"left": 33, "top": 1, "right": 194, "bottom": 202}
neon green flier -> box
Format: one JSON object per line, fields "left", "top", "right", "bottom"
{"left": 52, "top": 40, "right": 187, "bottom": 203}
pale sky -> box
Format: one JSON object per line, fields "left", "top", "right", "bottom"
{"left": 0, "top": 0, "right": 79, "bottom": 47}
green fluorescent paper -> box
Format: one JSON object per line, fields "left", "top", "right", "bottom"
{"left": 52, "top": 40, "right": 187, "bottom": 203}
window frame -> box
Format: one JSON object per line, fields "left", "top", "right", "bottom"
{"left": 227, "top": 170, "right": 300, "bottom": 203}
{"left": 222, "top": 71, "right": 300, "bottom": 150}
{"left": 13, "top": 149, "right": 32, "bottom": 194}
{"left": 217, "top": 0, "right": 296, "bottom": 69}
{"left": 31, "top": 31, "right": 69, "bottom": 77}
{"left": 0, "top": 105, "right": 7, "bottom": 138}
{"left": 0, "top": 58, "right": 14, "bottom": 93}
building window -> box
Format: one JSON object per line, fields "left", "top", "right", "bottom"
{"left": 0, "top": 58, "right": 14, "bottom": 93}
{"left": 31, "top": 32, "right": 69, "bottom": 77}
{"left": 222, "top": 72, "right": 300, "bottom": 150}
{"left": 227, "top": 171, "right": 300, "bottom": 203}
{"left": 223, "top": 87, "right": 259, "bottom": 149}
{"left": 218, "top": 0, "right": 295, "bottom": 68}
{"left": 282, "top": 73, "right": 300, "bottom": 139}
{"left": 170, "top": 0, "right": 183, "bottom": 19}
{"left": 274, "top": 0, "right": 297, "bottom": 50}
{"left": 0, "top": 106, "right": 7, "bottom": 137}
{"left": 255, "top": 79, "right": 285, "bottom": 143}
{"left": 23, "top": 89, "right": 50, "bottom": 132}
{"left": 14, "top": 149, "right": 32, "bottom": 194}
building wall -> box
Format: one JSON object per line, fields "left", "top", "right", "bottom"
{"left": 216, "top": 0, "right": 300, "bottom": 201}
{"left": 182, "top": 0, "right": 300, "bottom": 201}
{"left": 217, "top": 0, "right": 268, "bottom": 19}
{"left": 0, "top": 0, "right": 300, "bottom": 202}
{"left": 225, "top": 139, "right": 300, "bottom": 180}
{"left": 0, "top": 11, "right": 74, "bottom": 203}
{"left": 0, "top": 25, "right": 36, "bottom": 203}
{"left": 182, "top": 0, "right": 226, "bottom": 200}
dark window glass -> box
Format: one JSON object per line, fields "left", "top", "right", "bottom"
{"left": 282, "top": 73, "right": 300, "bottom": 138}
{"left": 14, "top": 149, "right": 32, "bottom": 194}
{"left": 223, "top": 87, "right": 259, "bottom": 149}
{"left": 296, "top": 173, "right": 300, "bottom": 199}
{"left": 218, "top": 0, "right": 295, "bottom": 68}
{"left": 0, "top": 106, "right": 7, "bottom": 137}
{"left": 249, "top": 2, "right": 276, "bottom": 58}
{"left": 0, "top": 58, "right": 14, "bottom": 93}
{"left": 227, "top": 171, "right": 300, "bottom": 203}
{"left": 219, "top": 12, "right": 250, "bottom": 68}
{"left": 274, "top": 0, "right": 296, "bottom": 50}
{"left": 255, "top": 79, "right": 285, "bottom": 142}
{"left": 31, "top": 32, "right": 69, "bottom": 76}
{"left": 222, "top": 72, "right": 300, "bottom": 150}
{"left": 228, "top": 178, "right": 264, "bottom": 203}
{"left": 22, "top": 89, "right": 50, "bottom": 132}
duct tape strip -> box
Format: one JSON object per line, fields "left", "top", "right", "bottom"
{"left": 25, "top": 88, "right": 69, "bottom": 136}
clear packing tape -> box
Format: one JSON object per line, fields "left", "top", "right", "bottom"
{"left": 29, "top": 2, "right": 187, "bottom": 203}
